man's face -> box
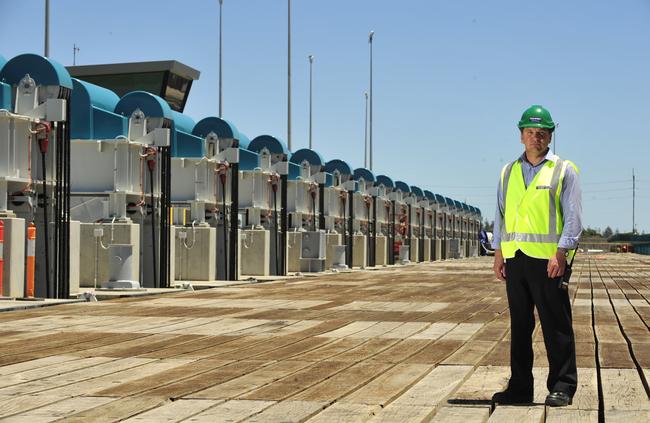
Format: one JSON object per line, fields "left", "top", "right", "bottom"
{"left": 520, "top": 127, "right": 552, "bottom": 155}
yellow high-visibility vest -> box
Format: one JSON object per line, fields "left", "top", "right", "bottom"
{"left": 500, "top": 157, "right": 578, "bottom": 260}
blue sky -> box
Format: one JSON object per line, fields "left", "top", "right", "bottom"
{"left": 2, "top": 0, "right": 649, "bottom": 233}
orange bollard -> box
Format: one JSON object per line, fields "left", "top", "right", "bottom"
{"left": 0, "top": 220, "right": 4, "bottom": 296}
{"left": 26, "top": 222, "right": 36, "bottom": 297}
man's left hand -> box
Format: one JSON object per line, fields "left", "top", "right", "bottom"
{"left": 548, "top": 250, "right": 567, "bottom": 279}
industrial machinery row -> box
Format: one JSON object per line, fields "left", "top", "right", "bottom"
{"left": 0, "top": 53, "right": 482, "bottom": 298}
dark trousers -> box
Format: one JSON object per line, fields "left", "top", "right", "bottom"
{"left": 505, "top": 251, "right": 577, "bottom": 396}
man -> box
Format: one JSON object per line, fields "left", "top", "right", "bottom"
{"left": 492, "top": 105, "right": 582, "bottom": 407}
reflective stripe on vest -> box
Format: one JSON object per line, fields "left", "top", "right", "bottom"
{"left": 500, "top": 158, "right": 571, "bottom": 259}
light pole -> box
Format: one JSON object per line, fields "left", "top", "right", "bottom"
{"left": 44, "top": 0, "right": 50, "bottom": 57}
{"left": 364, "top": 92, "right": 368, "bottom": 168}
{"left": 73, "top": 43, "right": 79, "bottom": 65}
{"left": 287, "top": 0, "right": 292, "bottom": 151}
{"left": 218, "top": 0, "right": 223, "bottom": 117}
{"left": 308, "top": 55, "right": 314, "bottom": 149}
{"left": 368, "top": 30, "right": 374, "bottom": 170}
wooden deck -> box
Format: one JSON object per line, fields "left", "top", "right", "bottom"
{"left": 0, "top": 254, "right": 649, "bottom": 422}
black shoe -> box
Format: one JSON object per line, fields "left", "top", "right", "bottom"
{"left": 545, "top": 391, "right": 572, "bottom": 407}
{"left": 491, "top": 389, "right": 533, "bottom": 405}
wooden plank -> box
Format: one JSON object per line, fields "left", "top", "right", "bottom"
{"left": 0, "top": 356, "right": 114, "bottom": 389}
{"left": 120, "top": 399, "right": 223, "bottom": 422}
{"left": 366, "top": 405, "right": 435, "bottom": 422}
{"left": 576, "top": 342, "right": 597, "bottom": 368}
{"left": 292, "top": 338, "right": 366, "bottom": 362}
{"left": 181, "top": 399, "right": 274, "bottom": 422}
{"left": 406, "top": 340, "right": 464, "bottom": 364}
{"left": 330, "top": 338, "right": 400, "bottom": 362}
{"left": 342, "top": 363, "right": 430, "bottom": 405}
{"left": 55, "top": 396, "right": 167, "bottom": 423}
{"left": 346, "top": 322, "right": 403, "bottom": 338}
{"left": 3, "top": 396, "right": 114, "bottom": 422}
{"left": 409, "top": 322, "right": 457, "bottom": 340}
{"left": 601, "top": 368, "right": 650, "bottom": 411}
{"left": 440, "top": 323, "right": 484, "bottom": 341}
{"left": 44, "top": 359, "right": 194, "bottom": 397}
{"left": 94, "top": 359, "right": 232, "bottom": 397}
{"left": 138, "top": 335, "right": 243, "bottom": 359}
{"left": 290, "top": 361, "right": 391, "bottom": 401}
{"left": 188, "top": 360, "right": 312, "bottom": 399}
{"left": 379, "top": 322, "right": 431, "bottom": 339}
{"left": 369, "top": 339, "right": 432, "bottom": 364}
{"left": 545, "top": 409, "right": 598, "bottom": 423}
{"left": 245, "top": 337, "right": 333, "bottom": 361}
{"left": 315, "top": 321, "right": 379, "bottom": 338}
{"left": 486, "top": 406, "right": 544, "bottom": 423}
{"left": 0, "top": 357, "right": 121, "bottom": 395}
{"left": 430, "top": 406, "right": 490, "bottom": 422}
{"left": 241, "top": 400, "right": 327, "bottom": 422}
{"left": 605, "top": 410, "right": 650, "bottom": 422}
{"left": 0, "top": 355, "right": 77, "bottom": 376}
{"left": 392, "top": 365, "right": 472, "bottom": 407}
{"left": 139, "top": 359, "right": 271, "bottom": 399}
{"left": 242, "top": 361, "right": 352, "bottom": 401}
{"left": 441, "top": 341, "right": 497, "bottom": 365}
{"left": 304, "top": 403, "right": 379, "bottom": 422}
{"left": 0, "top": 395, "right": 67, "bottom": 419}
{"left": 598, "top": 342, "right": 635, "bottom": 368}
{"left": 451, "top": 365, "right": 509, "bottom": 402}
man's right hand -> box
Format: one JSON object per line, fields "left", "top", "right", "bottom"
{"left": 493, "top": 249, "right": 506, "bottom": 281}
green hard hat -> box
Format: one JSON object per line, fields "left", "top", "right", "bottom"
{"left": 518, "top": 105, "right": 555, "bottom": 130}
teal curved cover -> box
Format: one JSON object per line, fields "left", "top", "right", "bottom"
{"left": 290, "top": 148, "right": 324, "bottom": 166}
{"left": 324, "top": 159, "right": 352, "bottom": 176}
{"left": 249, "top": 135, "right": 288, "bottom": 154}
{"left": 192, "top": 116, "right": 240, "bottom": 140}
{"left": 0, "top": 53, "right": 72, "bottom": 89}
{"left": 171, "top": 111, "right": 195, "bottom": 134}
{"left": 72, "top": 78, "right": 120, "bottom": 111}
{"left": 410, "top": 185, "right": 424, "bottom": 198}
{"left": 171, "top": 111, "right": 204, "bottom": 158}
{"left": 71, "top": 78, "right": 126, "bottom": 139}
{"left": 353, "top": 168, "right": 375, "bottom": 183}
{"left": 394, "top": 181, "right": 411, "bottom": 193}
{"left": 115, "top": 91, "right": 173, "bottom": 120}
{"left": 0, "top": 55, "right": 10, "bottom": 110}
{"left": 237, "top": 133, "right": 251, "bottom": 150}
{"left": 376, "top": 175, "right": 394, "bottom": 189}
{"left": 423, "top": 190, "right": 436, "bottom": 201}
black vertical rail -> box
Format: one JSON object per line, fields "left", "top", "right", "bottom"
{"left": 318, "top": 183, "right": 325, "bottom": 230}
{"left": 54, "top": 122, "right": 62, "bottom": 298}
{"left": 371, "top": 195, "right": 377, "bottom": 267}
{"left": 62, "top": 105, "right": 71, "bottom": 299}
{"left": 441, "top": 212, "right": 446, "bottom": 259}
{"left": 280, "top": 174, "right": 288, "bottom": 276}
{"left": 365, "top": 200, "right": 371, "bottom": 268}
{"left": 220, "top": 173, "right": 228, "bottom": 280}
{"left": 390, "top": 200, "right": 396, "bottom": 265}
{"left": 272, "top": 189, "right": 279, "bottom": 275}
{"left": 430, "top": 211, "right": 435, "bottom": 261}
{"left": 347, "top": 190, "right": 354, "bottom": 268}
{"left": 165, "top": 148, "right": 172, "bottom": 286}
{"left": 159, "top": 146, "right": 171, "bottom": 288}
{"left": 419, "top": 208, "right": 424, "bottom": 262}
{"left": 407, "top": 204, "right": 412, "bottom": 249}
{"left": 40, "top": 138, "right": 51, "bottom": 298}
{"left": 229, "top": 163, "right": 239, "bottom": 281}
{"left": 149, "top": 159, "right": 158, "bottom": 289}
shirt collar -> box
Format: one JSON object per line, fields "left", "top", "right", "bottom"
{"left": 519, "top": 148, "right": 559, "bottom": 166}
